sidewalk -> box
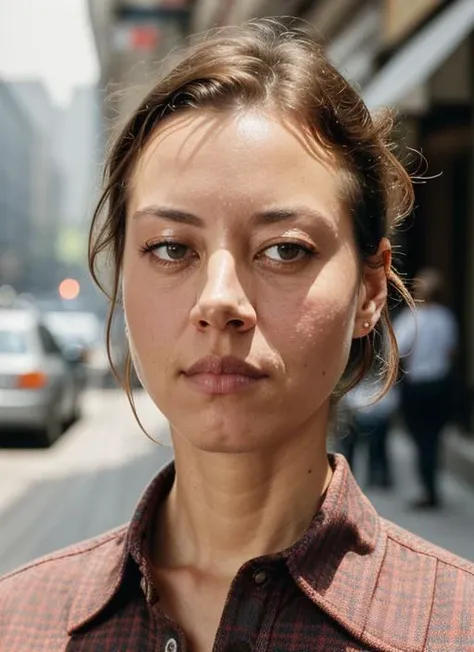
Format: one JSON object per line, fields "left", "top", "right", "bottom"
{"left": 0, "top": 390, "right": 173, "bottom": 574}
{"left": 0, "top": 390, "right": 170, "bottom": 517}
{"left": 445, "top": 426, "right": 474, "bottom": 490}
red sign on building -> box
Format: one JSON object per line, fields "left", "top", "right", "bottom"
{"left": 114, "top": 23, "right": 162, "bottom": 52}
{"left": 130, "top": 25, "right": 161, "bottom": 50}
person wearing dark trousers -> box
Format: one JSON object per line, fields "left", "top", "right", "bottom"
{"left": 394, "top": 268, "right": 458, "bottom": 510}
{"left": 401, "top": 378, "right": 451, "bottom": 508}
{"left": 338, "top": 380, "right": 399, "bottom": 489}
{"left": 354, "top": 414, "right": 393, "bottom": 488}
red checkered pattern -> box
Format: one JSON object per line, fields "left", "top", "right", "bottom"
{"left": 1, "top": 455, "right": 473, "bottom": 651}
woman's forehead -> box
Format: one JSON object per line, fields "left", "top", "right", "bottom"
{"left": 130, "top": 109, "right": 342, "bottom": 212}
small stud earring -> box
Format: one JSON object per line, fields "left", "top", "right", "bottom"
{"left": 363, "top": 321, "right": 370, "bottom": 329}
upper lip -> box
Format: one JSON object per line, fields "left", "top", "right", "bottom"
{"left": 184, "top": 355, "right": 267, "bottom": 378}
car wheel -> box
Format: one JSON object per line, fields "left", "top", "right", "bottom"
{"left": 64, "top": 393, "right": 81, "bottom": 429}
{"left": 37, "top": 406, "right": 62, "bottom": 447}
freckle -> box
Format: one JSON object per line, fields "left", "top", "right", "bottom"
{"left": 322, "top": 370, "right": 326, "bottom": 376}
{"left": 308, "top": 468, "right": 312, "bottom": 474}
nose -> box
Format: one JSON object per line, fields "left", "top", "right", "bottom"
{"left": 190, "top": 250, "right": 256, "bottom": 333}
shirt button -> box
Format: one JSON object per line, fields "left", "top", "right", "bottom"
{"left": 253, "top": 569, "right": 268, "bottom": 585}
{"left": 164, "top": 638, "right": 178, "bottom": 652}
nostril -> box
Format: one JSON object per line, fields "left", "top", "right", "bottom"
{"left": 229, "top": 319, "right": 244, "bottom": 328}
{"left": 199, "top": 320, "right": 208, "bottom": 328}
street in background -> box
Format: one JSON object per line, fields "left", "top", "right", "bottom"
{"left": 0, "top": 293, "right": 81, "bottom": 446}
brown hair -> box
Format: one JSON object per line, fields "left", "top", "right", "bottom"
{"left": 89, "top": 17, "right": 414, "bottom": 418}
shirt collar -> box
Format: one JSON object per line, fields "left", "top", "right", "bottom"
{"left": 67, "top": 462, "right": 175, "bottom": 634}
{"left": 68, "top": 455, "right": 388, "bottom": 642}
{"left": 286, "top": 454, "right": 387, "bottom": 641}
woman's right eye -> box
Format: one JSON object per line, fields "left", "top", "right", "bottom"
{"left": 141, "top": 241, "right": 195, "bottom": 263}
{"left": 154, "top": 242, "right": 190, "bottom": 261}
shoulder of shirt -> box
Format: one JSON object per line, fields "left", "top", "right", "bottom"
{"left": 0, "top": 524, "right": 128, "bottom": 592}
{"left": 382, "top": 516, "right": 474, "bottom": 575}
{"left": 350, "top": 517, "right": 474, "bottom": 650}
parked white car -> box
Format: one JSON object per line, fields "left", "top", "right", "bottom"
{"left": 0, "top": 308, "right": 80, "bottom": 446}
{"left": 42, "top": 310, "right": 116, "bottom": 388}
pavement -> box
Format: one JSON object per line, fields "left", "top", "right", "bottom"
{"left": 0, "top": 389, "right": 472, "bottom": 576}
{"left": 0, "top": 390, "right": 173, "bottom": 574}
{"left": 444, "top": 426, "right": 474, "bottom": 490}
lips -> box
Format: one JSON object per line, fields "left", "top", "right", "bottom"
{"left": 183, "top": 355, "right": 266, "bottom": 379}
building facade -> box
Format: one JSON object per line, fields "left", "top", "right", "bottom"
{"left": 54, "top": 85, "right": 102, "bottom": 229}
{"left": 88, "top": 0, "right": 190, "bottom": 124}
{"left": 0, "top": 82, "right": 36, "bottom": 290}
{"left": 363, "top": 0, "right": 474, "bottom": 429}
{"left": 8, "top": 81, "right": 64, "bottom": 292}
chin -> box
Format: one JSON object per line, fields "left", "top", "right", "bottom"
{"left": 191, "top": 439, "right": 258, "bottom": 454}
{"left": 171, "top": 414, "right": 269, "bottom": 454}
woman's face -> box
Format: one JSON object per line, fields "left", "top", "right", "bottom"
{"left": 123, "top": 110, "right": 372, "bottom": 453}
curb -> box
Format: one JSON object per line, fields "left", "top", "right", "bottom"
{"left": 444, "top": 428, "right": 474, "bottom": 490}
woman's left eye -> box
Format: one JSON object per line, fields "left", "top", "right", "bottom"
{"left": 261, "top": 243, "right": 314, "bottom": 263}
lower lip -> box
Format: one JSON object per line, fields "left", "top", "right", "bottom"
{"left": 183, "top": 373, "right": 264, "bottom": 395}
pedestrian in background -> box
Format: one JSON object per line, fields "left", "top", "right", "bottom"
{"left": 1, "top": 19, "right": 472, "bottom": 652}
{"left": 340, "top": 378, "right": 399, "bottom": 489}
{"left": 394, "top": 268, "right": 458, "bottom": 509}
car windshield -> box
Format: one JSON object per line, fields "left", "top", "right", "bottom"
{"left": 0, "top": 329, "right": 28, "bottom": 354}
{"left": 43, "top": 312, "right": 102, "bottom": 348}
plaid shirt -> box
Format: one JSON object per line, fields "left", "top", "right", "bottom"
{"left": 1, "top": 454, "right": 473, "bottom": 651}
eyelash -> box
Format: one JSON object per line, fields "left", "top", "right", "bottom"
{"left": 139, "top": 238, "right": 197, "bottom": 268}
{"left": 139, "top": 238, "right": 318, "bottom": 269}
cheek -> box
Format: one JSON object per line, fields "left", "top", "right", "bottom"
{"left": 296, "top": 297, "right": 355, "bottom": 361}
{"left": 122, "top": 259, "right": 190, "bottom": 373}
{"left": 263, "top": 267, "right": 358, "bottom": 377}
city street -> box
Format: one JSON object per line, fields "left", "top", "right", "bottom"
{"left": 0, "top": 389, "right": 473, "bottom": 577}
{"left": 0, "top": 389, "right": 173, "bottom": 575}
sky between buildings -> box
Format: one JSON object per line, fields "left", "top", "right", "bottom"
{"left": 0, "top": 0, "right": 99, "bottom": 106}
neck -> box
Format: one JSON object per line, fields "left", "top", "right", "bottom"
{"left": 154, "top": 412, "right": 332, "bottom": 579}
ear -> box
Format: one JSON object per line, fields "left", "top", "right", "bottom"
{"left": 353, "top": 238, "right": 391, "bottom": 339}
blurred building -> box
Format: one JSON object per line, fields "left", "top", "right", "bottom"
{"left": 361, "top": 0, "right": 474, "bottom": 430}
{"left": 89, "top": 0, "right": 474, "bottom": 429}
{"left": 46, "top": 83, "right": 106, "bottom": 313}
{"left": 4, "top": 80, "right": 103, "bottom": 297}
{"left": 54, "top": 85, "right": 102, "bottom": 230}
{"left": 0, "top": 82, "right": 36, "bottom": 290}
{"left": 8, "top": 81, "right": 63, "bottom": 292}
{"left": 88, "top": 0, "right": 190, "bottom": 122}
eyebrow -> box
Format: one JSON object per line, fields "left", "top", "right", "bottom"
{"left": 252, "top": 207, "right": 330, "bottom": 226}
{"left": 133, "top": 206, "right": 204, "bottom": 226}
{"left": 133, "top": 205, "right": 332, "bottom": 228}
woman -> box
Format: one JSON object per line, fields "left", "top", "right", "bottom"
{"left": 395, "top": 268, "right": 458, "bottom": 509}
{"left": 1, "top": 19, "right": 472, "bottom": 652}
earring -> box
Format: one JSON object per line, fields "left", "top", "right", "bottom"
{"left": 363, "top": 321, "right": 370, "bottom": 329}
